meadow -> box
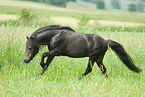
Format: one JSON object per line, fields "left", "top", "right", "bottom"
{"left": 0, "top": 0, "right": 145, "bottom": 97}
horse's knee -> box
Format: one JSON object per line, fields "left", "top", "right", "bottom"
{"left": 42, "top": 52, "right": 48, "bottom": 58}
{"left": 101, "top": 66, "right": 106, "bottom": 74}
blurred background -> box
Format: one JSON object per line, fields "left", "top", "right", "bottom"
{"left": 0, "top": 0, "right": 145, "bottom": 31}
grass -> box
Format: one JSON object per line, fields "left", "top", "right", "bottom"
{"left": 1, "top": 0, "right": 145, "bottom": 23}
{"left": 0, "top": 14, "right": 17, "bottom": 20}
{"left": 0, "top": 25, "right": 144, "bottom": 97}
{"left": 0, "top": 0, "right": 145, "bottom": 96}
{"left": 0, "top": 0, "right": 145, "bottom": 33}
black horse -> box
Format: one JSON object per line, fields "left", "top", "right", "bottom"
{"left": 23, "top": 25, "right": 141, "bottom": 79}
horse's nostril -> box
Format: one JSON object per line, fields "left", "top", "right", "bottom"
{"left": 23, "top": 59, "right": 27, "bottom": 63}
{"left": 23, "top": 59, "right": 26, "bottom": 62}
{"left": 23, "top": 58, "right": 30, "bottom": 63}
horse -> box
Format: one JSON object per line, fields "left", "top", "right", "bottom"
{"left": 23, "top": 25, "right": 141, "bottom": 79}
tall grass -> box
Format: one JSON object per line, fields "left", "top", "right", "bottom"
{"left": 0, "top": 0, "right": 145, "bottom": 96}
{"left": 78, "top": 15, "right": 91, "bottom": 26}
{"left": 0, "top": 25, "right": 144, "bottom": 97}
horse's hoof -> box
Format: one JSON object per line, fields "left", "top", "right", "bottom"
{"left": 78, "top": 75, "right": 84, "bottom": 80}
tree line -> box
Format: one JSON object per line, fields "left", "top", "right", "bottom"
{"left": 95, "top": 0, "right": 145, "bottom": 12}
{"left": 21, "top": 0, "right": 145, "bottom": 12}
{"left": 21, "top": 0, "right": 76, "bottom": 7}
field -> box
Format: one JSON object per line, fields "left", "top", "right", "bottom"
{"left": 0, "top": 0, "right": 145, "bottom": 97}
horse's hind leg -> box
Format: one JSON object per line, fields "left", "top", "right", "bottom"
{"left": 96, "top": 56, "right": 108, "bottom": 77}
{"left": 79, "top": 57, "right": 95, "bottom": 79}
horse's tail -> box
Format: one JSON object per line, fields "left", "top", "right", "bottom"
{"left": 107, "top": 39, "right": 141, "bottom": 73}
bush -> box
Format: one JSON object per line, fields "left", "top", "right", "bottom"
{"left": 78, "top": 15, "right": 91, "bottom": 26}
{"left": 128, "top": 4, "right": 136, "bottom": 12}
{"left": 18, "top": 8, "right": 35, "bottom": 23}
{"left": 96, "top": 0, "right": 105, "bottom": 9}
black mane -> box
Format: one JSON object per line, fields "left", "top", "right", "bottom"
{"left": 33, "top": 25, "right": 75, "bottom": 35}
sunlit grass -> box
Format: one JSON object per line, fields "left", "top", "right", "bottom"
{"left": 50, "top": 17, "right": 78, "bottom": 27}
{"left": 0, "top": 25, "right": 144, "bottom": 96}
{"left": 97, "top": 20, "right": 145, "bottom": 27}
{"left": 0, "top": 0, "right": 145, "bottom": 96}
{"left": 0, "top": 14, "right": 17, "bottom": 20}
{"left": 1, "top": 0, "right": 145, "bottom": 23}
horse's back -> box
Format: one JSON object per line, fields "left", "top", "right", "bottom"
{"left": 59, "top": 32, "right": 107, "bottom": 57}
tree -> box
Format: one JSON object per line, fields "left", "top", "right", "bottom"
{"left": 21, "top": 0, "right": 73, "bottom": 7}
{"left": 128, "top": 4, "right": 136, "bottom": 12}
{"left": 48, "top": 0, "right": 70, "bottom": 7}
{"left": 70, "top": 0, "right": 76, "bottom": 2}
{"left": 96, "top": 0, "right": 105, "bottom": 9}
{"left": 82, "top": 0, "right": 96, "bottom": 3}
{"left": 111, "top": 0, "right": 121, "bottom": 9}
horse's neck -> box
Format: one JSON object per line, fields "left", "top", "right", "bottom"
{"left": 38, "top": 31, "right": 59, "bottom": 45}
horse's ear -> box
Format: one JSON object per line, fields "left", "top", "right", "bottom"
{"left": 26, "top": 36, "right": 29, "bottom": 39}
{"left": 30, "top": 36, "right": 36, "bottom": 40}
{"left": 30, "top": 36, "right": 39, "bottom": 41}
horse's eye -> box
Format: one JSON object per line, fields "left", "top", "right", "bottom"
{"left": 28, "top": 47, "right": 32, "bottom": 50}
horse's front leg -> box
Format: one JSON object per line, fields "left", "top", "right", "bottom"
{"left": 39, "top": 50, "right": 59, "bottom": 76}
{"left": 40, "top": 56, "right": 54, "bottom": 75}
{"left": 40, "top": 52, "right": 49, "bottom": 68}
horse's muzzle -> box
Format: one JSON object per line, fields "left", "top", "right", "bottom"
{"left": 23, "top": 55, "right": 31, "bottom": 63}
{"left": 23, "top": 58, "right": 30, "bottom": 63}
{"left": 23, "top": 52, "right": 31, "bottom": 63}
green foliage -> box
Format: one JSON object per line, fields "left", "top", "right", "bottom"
{"left": 18, "top": 8, "right": 35, "bottom": 23}
{"left": 128, "top": 4, "right": 136, "bottom": 12}
{"left": 21, "top": 0, "right": 72, "bottom": 7}
{"left": 82, "top": 0, "right": 96, "bottom": 3}
{"left": 70, "top": 0, "right": 76, "bottom": 2}
{"left": 96, "top": 0, "right": 105, "bottom": 9}
{"left": 78, "top": 15, "right": 91, "bottom": 26}
{"left": 111, "top": 0, "right": 121, "bottom": 9}
{"left": 49, "top": 0, "right": 67, "bottom": 7}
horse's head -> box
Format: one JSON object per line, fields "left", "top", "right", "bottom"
{"left": 23, "top": 36, "right": 39, "bottom": 63}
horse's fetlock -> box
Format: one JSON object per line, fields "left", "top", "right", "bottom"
{"left": 40, "top": 62, "right": 45, "bottom": 68}
{"left": 42, "top": 53, "right": 47, "bottom": 57}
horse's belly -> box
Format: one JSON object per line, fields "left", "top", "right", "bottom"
{"left": 64, "top": 47, "right": 89, "bottom": 58}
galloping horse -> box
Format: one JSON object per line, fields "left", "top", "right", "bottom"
{"left": 23, "top": 25, "right": 141, "bottom": 79}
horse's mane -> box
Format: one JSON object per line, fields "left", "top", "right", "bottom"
{"left": 32, "top": 25, "right": 75, "bottom": 35}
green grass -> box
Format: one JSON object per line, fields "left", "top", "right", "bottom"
{"left": 0, "top": 0, "right": 145, "bottom": 96}
{"left": 1, "top": 1, "right": 145, "bottom": 32}
{"left": 1, "top": 0, "right": 145, "bottom": 23}
{"left": 0, "top": 25, "right": 144, "bottom": 97}
{"left": 0, "top": 0, "right": 145, "bottom": 33}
